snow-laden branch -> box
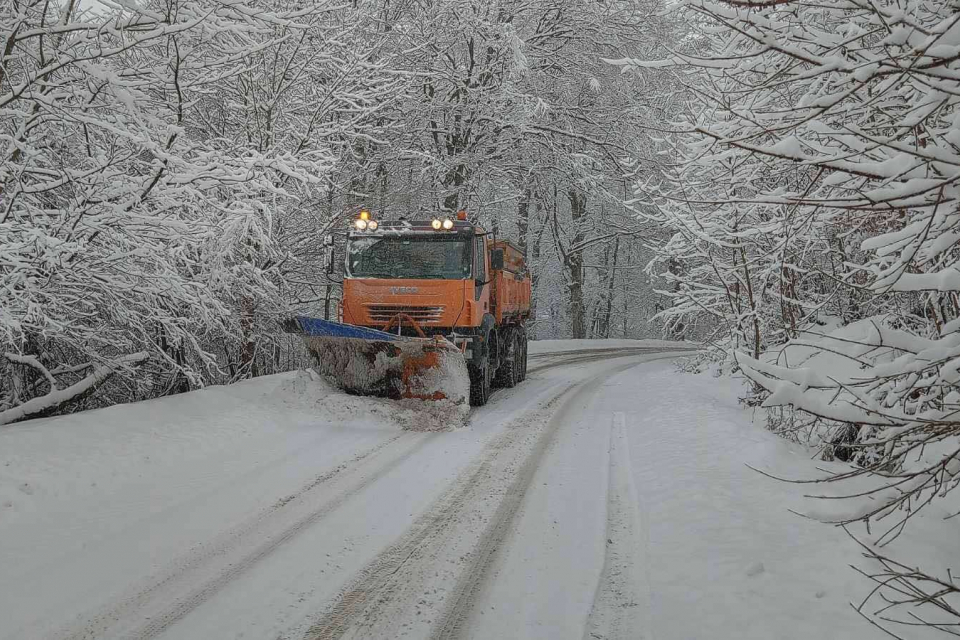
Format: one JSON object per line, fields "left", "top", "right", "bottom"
{"left": 4, "top": 353, "right": 58, "bottom": 391}
{"left": 0, "top": 352, "right": 149, "bottom": 426}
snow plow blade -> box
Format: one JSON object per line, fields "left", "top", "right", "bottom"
{"left": 284, "top": 316, "right": 467, "bottom": 403}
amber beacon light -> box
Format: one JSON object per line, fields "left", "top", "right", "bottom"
{"left": 355, "top": 209, "right": 376, "bottom": 230}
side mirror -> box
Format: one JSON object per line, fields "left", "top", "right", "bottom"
{"left": 491, "top": 248, "right": 504, "bottom": 271}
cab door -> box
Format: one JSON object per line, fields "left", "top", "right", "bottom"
{"left": 473, "top": 236, "right": 492, "bottom": 317}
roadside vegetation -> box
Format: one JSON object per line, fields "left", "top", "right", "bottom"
{"left": 3, "top": 1, "right": 959, "bottom": 634}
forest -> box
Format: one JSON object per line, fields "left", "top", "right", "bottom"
{"left": 3, "top": 0, "right": 960, "bottom": 635}
{"left": 1, "top": 0, "right": 676, "bottom": 417}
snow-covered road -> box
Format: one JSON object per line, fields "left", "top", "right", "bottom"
{"left": 0, "top": 342, "right": 883, "bottom": 639}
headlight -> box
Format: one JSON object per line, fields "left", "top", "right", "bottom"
{"left": 431, "top": 219, "right": 442, "bottom": 230}
{"left": 367, "top": 220, "right": 378, "bottom": 230}
{"left": 355, "top": 218, "right": 368, "bottom": 230}
{"left": 442, "top": 218, "right": 454, "bottom": 230}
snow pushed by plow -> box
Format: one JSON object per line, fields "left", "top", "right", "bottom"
{"left": 396, "top": 345, "right": 470, "bottom": 431}
{"left": 304, "top": 335, "right": 469, "bottom": 410}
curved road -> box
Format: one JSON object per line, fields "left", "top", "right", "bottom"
{"left": 3, "top": 344, "right": 695, "bottom": 640}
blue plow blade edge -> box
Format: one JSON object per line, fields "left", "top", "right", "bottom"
{"left": 290, "top": 315, "right": 413, "bottom": 342}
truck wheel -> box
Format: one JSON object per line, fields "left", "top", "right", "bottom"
{"left": 519, "top": 331, "right": 528, "bottom": 381}
{"left": 469, "top": 352, "right": 491, "bottom": 406}
{"left": 512, "top": 333, "right": 523, "bottom": 383}
{"left": 494, "top": 328, "right": 520, "bottom": 389}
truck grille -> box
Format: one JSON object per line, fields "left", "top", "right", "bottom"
{"left": 366, "top": 304, "right": 445, "bottom": 324}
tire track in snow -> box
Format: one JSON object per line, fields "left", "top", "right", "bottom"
{"left": 303, "top": 353, "right": 680, "bottom": 640}
{"left": 430, "top": 362, "right": 654, "bottom": 640}
{"left": 528, "top": 345, "right": 684, "bottom": 361}
{"left": 583, "top": 412, "right": 656, "bottom": 640}
{"left": 301, "top": 381, "right": 580, "bottom": 640}
{"left": 527, "top": 347, "right": 696, "bottom": 375}
{"left": 57, "top": 431, "right": 434, "bottom": 640}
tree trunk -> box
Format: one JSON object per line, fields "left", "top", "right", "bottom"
{"left": 598, "top": 236, "right": 620, "bottom": 338}
{"left": 517, "top": 186, "right": 530, "bottom": 259}
{"left": 443, "top": 163, "right": 467, "bottom": 212}
{"left": 666, "top": 256, "right": 686, "bottom": 341}
{"left": 239, "top": 297, "right": 257, "bottom": 378}
{"left": 529, "top": 198, "right": 544, "bottom": 340}
{"left": 157, "top": 324, "right": 189, "bottom": 394}
{"left": 567, "top": 189, "right": 586, "bottom": 339}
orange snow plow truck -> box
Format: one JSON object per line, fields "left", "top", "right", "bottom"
{"left": 287, "top": 210, "right": 531, "bottom": 407}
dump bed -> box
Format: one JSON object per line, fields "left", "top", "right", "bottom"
{"left": 491, "top": 240, "right": 531, "bottom": 324}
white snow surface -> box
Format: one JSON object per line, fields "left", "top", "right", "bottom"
{"left": 0, "top": 343, "right": 947, "bottom": 639}
{"left": 527, "top": 337, "right": 695, "bottom": 355}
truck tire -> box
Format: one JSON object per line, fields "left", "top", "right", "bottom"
{"left": 519, "top": 330, "right": 528, "bottom": 381}
{"left": 493, "top": 328, "right": 520, "bottom": 389}
{"left": 469, "top": 351, "right": 491, "bottom": 406}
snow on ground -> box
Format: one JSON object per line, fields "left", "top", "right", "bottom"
{"left": 1, "top": 371, "right": 399, "bottom": 534}
{"left": 528, "top": 337, "right": 695, "bottom": 355}
{"left": 0, "top": 369, "right": 465, "bottom": 637}
{"left": 450, "top": 363, "right": 877, "bottom": 639}
{"left": 0, "top": 343, "right": 950, "bottom": 639}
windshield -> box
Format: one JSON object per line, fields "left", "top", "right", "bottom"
{"left": 346, "top": 235, "right": 473, "bottom": 279}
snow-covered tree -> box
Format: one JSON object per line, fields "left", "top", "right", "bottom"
{"left": 0, "top": 0, "right": 364, "bottom": 421}
{"left": 350, "top": 0, "right": 672, "bottom": 339}
{"left": 0, "top": 0, "right": 677, "bottom": 421}
{"left": 622, "top": 0, "right": 960, "bottom": 632}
